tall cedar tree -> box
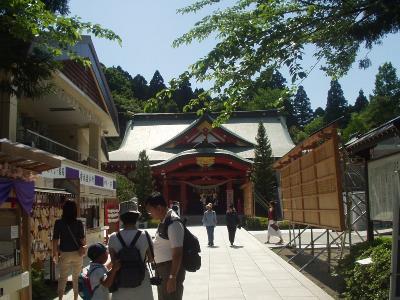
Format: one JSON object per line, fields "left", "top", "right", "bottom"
{"left": 353, "top": 90, "right": 369, "bottom": 113}
{"left": 324, "top": 80, "right": 348, "bottom": 126}
{"left": 132, "top": 74, "right": 149, "bottom": 100}
{"left": 252, "top": 122, "right": 275, "bottom": 201}
{"left": 134, "top": 150, "right": 153, "bottom": 218}
{"left": 173, "top": 78, "right": 194, "bottom": 111}
{"left": 293, "top": 86, "right": 313, "bottom": 128}
{"left": 148, "top": 70, "right": 166, "bottom": 98}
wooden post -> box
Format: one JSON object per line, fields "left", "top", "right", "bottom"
{"left": 20, "top": 209, "right": 32, "bottom": 300}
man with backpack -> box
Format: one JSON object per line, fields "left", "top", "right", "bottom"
{"left": 108, "top": 199, "right": 154, "bottom": 300}
{"left": 145, "top": 193, "right": 190, "bottom": 300}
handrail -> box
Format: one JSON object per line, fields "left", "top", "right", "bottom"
{"left": 19, "top": 129, "right": 100, "bottom": 167}
{"left": 26, "top": 129, "right": 80, "bottom": 154}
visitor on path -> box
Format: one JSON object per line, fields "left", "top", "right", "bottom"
{"left": 86, "top": 243, "right": 121, "bottom": 300}
{"left": 52, "top": 200, "right": 86, "bottom": 300}
{"left": 266, "top": 201, "right": 284, "bottom": 244}
{"left": 145, "top": 192, "right": 186, "bottom": 300}
{"left": 225, "top": 205, "right": 241, "bottom": 246}
{"left": 108, "top": 199, "right": 154, "bottom": 300}
{"left": 202, "top": 203, "right": 217, "bottom": 246}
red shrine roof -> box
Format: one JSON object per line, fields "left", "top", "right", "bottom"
{"left": 109, "top": 110, "right": 295, "bottom": 163}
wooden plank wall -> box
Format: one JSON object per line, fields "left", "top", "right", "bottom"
{"left": 279, "top": 135, "right": 345, "bottom": 231}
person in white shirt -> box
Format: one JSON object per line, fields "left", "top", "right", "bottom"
{"left": 145, "top": 192, "right": 185, "bottom": 300}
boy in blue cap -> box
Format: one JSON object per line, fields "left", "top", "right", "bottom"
{"left": 87, "top": 243, "right": 120, "bottom": 300}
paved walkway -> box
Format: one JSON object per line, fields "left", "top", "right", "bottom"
{"left": 58, "top": 226, "right": 332, "bottom": 300}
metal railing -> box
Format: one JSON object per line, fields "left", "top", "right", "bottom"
{"left": 18, "top": 129, "right": 99, "bottom": 168}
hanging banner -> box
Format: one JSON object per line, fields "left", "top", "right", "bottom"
{"left": 41, "top": 162, "right": 116, "bottom": 191}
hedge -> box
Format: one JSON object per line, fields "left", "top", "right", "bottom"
{"left": 335, "top": 237, "right": 392, "bottom": 299}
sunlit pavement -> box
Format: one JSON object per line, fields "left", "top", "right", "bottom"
{"left": 58, "top": 226, "right": 332, "bottom": 299}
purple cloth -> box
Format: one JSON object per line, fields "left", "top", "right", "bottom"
{"left": 0, "top": 178, "right": 35, "bottom": 213}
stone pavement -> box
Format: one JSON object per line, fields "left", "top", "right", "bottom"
{"left": 58, "top": 226, "right": 333, "bottom": 299}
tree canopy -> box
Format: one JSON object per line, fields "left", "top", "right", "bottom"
{"left": 0, "top": 0, "right": 120, "bottom": 97}
{"left": 174, "top": 0, "right": 400, "bottom": 119}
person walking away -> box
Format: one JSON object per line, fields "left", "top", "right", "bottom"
{"left": 202, "top": 203, "right": 217, "bottom": 246}
{"left": 226, "top": 205, "right": 241, "bottom": 246}
{"left": 266, "top": 201, "right": 283, "bottom": 244}
{"left": 86, "top": 243, "right": 121, "bottom": 300}
{"left": 145, "top": 192, "right": 185, "bottom": 300}
{"left": 52, "top": 200, "right": 86, "bottom": 300}
{"left": 108, "top": 199, "right": 154, "bottom": 300}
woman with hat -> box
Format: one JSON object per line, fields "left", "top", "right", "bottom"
{"left": 202, "top": 203, "right": 217, "bottom": 246}
{"left": 107, "top": 198, "right": 154, "bottom": 299}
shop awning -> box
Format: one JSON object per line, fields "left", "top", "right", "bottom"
{"left": 0, "top": 139, "right": 64, "bottom": 213}
{"left": 34, "top": 187, "right": 71, "bottom": 195}
{"left": 0, "top": 138, "right": 63, "bottom": 172}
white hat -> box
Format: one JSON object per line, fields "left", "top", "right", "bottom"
{"left": 119, "top": 198, "right": 140, "bottom": 216}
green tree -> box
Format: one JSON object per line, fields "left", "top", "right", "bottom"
{"left": 173, "top": 78, "right": 194, "bottom": 111}
{"left": 148, "top": 70, "right": 167, "bottom": 98}
{"left": 103, "top": 66, "right": 134, "bottom": 98}
{"left": 0, "top": 0, "right": 120, "bottom": 98}
{"left": 353, "top": 89, "right": 369, "bottom": 113}
{"left": 173, "top": 0, "right": 400, "bottom": 123}
{"left": 132, "top": 74, "right": 149, "bottom": 100}
{"left": 324, "top": 80, "right": 348, "bottom": 126}
{"left": 293, "top": 86, "right": 313, "bottom": 128}
{"left": 116, "top": 174, "right": 135, "bottom": 203}
{"left": 343, "top": 62, "right": 400, "bottom": 141}
{"left": 294, "top": 116, "right": 325, "bottom": 144}
{"left": 133, "top": 150, "right": 153, "bottom": 217}
{"left": 314, "top": 107, "right": 325, "bottom": 118}
{"left": 374, "top": 62, "right": 400, "bottom": 97}
{"left": 252, "top": 122, "right": 275, "bottom": 202}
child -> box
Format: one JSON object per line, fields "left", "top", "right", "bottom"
{"left": 87, "top": 243, "right": 120, "bottom": 300}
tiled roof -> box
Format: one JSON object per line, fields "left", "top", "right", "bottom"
{"left": 109, "top": 110, "right": 295, "bottom": 162}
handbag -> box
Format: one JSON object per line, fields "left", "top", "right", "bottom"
{"left": 66, "top": 221, "right": 87, "bottom": 257}
{"left": 270, "top": 223, "right": 279, "bottom": 231}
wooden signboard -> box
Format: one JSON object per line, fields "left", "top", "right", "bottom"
{"left": 275, "top": 126, "right": 345, "bottom": 231}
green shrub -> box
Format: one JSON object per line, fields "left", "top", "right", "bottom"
{"left": 336, "top": 237, "right": 392, "bottom": 299}
{"left": 243, "top": 216, "right": 268, "bottom": 230}
{"left": 147, "top": 218, "right": 160, "bottom": 228}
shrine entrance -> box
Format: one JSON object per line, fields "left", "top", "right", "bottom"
{"left": 151, "top": 149, "right": 253, "bottom": 215}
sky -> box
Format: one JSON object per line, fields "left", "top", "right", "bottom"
{"left": 69, "top": 0, "right": 400, "bottom": 110}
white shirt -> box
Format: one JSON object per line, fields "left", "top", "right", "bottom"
{"left": 88, "top": 263, "right": 109, "bottom": 300}
{"left": 153, "top": 210, "right": 184, "bottom": 264}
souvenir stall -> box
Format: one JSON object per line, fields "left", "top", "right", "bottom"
{"left": 0, "top": 139, "right": 62, "bottom": 300}
{"left": 30, "top": 189, "right": 76, "bottom": 281}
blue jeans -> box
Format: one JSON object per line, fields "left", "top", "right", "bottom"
{"left": 206, "top": 226, "right": 215, "bottom": 245}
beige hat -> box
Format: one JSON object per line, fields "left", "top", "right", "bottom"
{"left": 119, "top": 197, "right": 140, "bottom": 216}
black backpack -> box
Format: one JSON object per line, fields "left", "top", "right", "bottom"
{"left": 158, "top": 217, "right": 201, "bottom": 272}
{"left": 115, "top": 231, "right": 146, "bottom": 288}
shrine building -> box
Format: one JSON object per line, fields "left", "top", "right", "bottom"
{"left": 107, "top": 110, "right": 294, "bottom": 215}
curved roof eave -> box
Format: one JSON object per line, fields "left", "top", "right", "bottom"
{"left": 151, "top": 147, "right": 253, "bottom": 168}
